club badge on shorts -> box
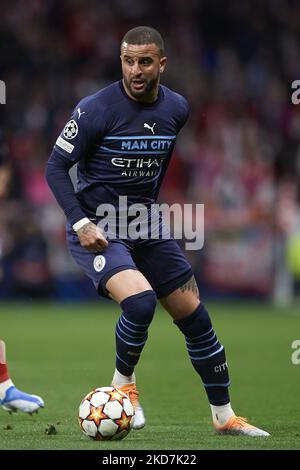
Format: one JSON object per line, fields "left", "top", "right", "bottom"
{"left": 63, "top": 120, "right": 78, "bottom": 139}
{"left": 93, "top": 255, "right": 106, "bottom": 272}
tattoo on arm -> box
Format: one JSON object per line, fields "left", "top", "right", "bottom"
{"left": 180, "top": 276, "right": 199, "bottom": 297}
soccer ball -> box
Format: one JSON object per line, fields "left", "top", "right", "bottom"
{"left": 78, "top": 386, "right": 135, "bottom": 441}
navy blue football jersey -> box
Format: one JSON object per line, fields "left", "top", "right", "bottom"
{"left": 50, "top": 80, "right": 189, "bottom": 221}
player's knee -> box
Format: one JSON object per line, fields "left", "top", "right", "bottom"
{"left": 120, "top": 290, "right": 157, "bottom": 325}
{"left": 174, "top": 302, "right": 212, "bottom": 336}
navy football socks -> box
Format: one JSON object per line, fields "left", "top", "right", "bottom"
{"left": 115, "top": 290, "right": 157, "bottom": 376}
{"left": 174, "top": 303, "right": 231, "bottom": 405}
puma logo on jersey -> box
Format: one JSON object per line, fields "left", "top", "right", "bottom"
{"left": 77, "top": 108, "right": 86, "bottom": 119}
{"left": 144, "top": 122, "right": 156, "bottom": 134}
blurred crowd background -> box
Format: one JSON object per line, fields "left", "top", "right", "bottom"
{"left": 1, "top": 0, "right": 300, "bottom": 302}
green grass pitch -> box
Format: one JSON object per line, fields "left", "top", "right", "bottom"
{"left": 0, "top": 301, "right": 299, "bottom": 450}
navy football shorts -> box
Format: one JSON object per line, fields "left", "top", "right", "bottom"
{"left": 66, "top": 225, "right": 193, "bottom": 299}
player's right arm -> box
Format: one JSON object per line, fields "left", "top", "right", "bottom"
{"left": 74, "top": 220, "right": 108, "bottom": 252}
{"left": 45, "top": 98, "right": 108, "bottom": 252}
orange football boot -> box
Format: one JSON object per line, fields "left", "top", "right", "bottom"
{"left": 114, "top": 383, "right": 145, "bottom": 430}
{"left": 214, "top": 415, "right": 270, "bottom": 436}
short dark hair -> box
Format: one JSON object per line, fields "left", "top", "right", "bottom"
{"left": 121, "top": 26, "right": 164, "bottom": 56}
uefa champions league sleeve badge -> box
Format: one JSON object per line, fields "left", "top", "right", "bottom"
{"left": 63, "top": 120, "right": 79, "bottom": 139}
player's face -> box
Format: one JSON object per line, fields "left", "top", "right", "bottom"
{"left": 120, "top": 43, "right": 167, "bottom": 103}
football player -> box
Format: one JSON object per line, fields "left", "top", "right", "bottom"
{"left": 46, "top": 26, "right": 269, "bottom": 436}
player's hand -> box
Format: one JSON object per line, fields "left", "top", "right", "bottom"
{"left": 77, "top": 222, "right": 108, "bottom": 252}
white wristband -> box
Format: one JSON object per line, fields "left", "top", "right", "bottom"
{"left": 72, "top": 217, "right": 91, "bottom": 232}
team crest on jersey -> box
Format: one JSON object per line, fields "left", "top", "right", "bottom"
{"left": 63, "top": 120, "right": 78, "bottom": 139}
{"left": 93, "top": 255, "right": 106, "bottom": 272}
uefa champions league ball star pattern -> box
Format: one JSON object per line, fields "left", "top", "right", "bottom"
{"left": 63, "top": 120, "right": 78, "bottom": 139}
{"left": 78, "top": 387, "right": 135, "bottom": 441}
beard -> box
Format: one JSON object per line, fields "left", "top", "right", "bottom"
{"left": 124, "top": 72, "right": 160, "bottom": 100}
